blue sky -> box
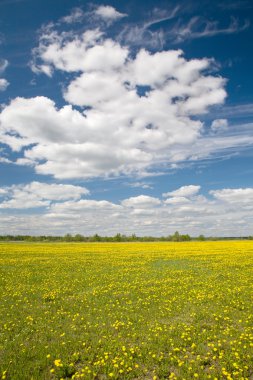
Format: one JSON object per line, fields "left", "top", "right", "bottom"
{"left": 0, "top": 0, "right": 253, "bottom": 236}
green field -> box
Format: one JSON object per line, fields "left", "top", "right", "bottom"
{"left": 0, "top": 242, "right": 253, "bottom": 379}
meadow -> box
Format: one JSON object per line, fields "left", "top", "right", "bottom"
{"left": 0, "top": 241, "right": 253, "bottom": 380}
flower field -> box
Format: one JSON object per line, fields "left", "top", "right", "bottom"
{"left": 0, "top": 241, "right": 253, "bottom": 380}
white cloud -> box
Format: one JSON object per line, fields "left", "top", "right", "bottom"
{"left": 212, "top": 103, "right": 253, "bottom": 119}
{"left": 0, "top": 59, "right": 9, "bottom": 91}
{"left": 117, "top": 6, "right": 179, "bottom": 49}
{"left": 0, "top": 188, "right": 7, "bottom": 195}
{"left": 121, "top": 195, "right": 161, "bottom": 208}
{"left": 26, "top": 181, "right": 89, "bottom": 200}
{"left": 31, "top": 29, "right": 127, "bottom": 75}
{"left": 94, "top": 5, "right": 127, "bottom": 22}
{"left": 61, "top": 8, "right": 84, "bottom": 24}
{"left": 64, "top": 71, "right": 126, "bottom": 106}
{"left": 119, "top": 24, "right": 166, "bottom": 50}
{"left": 1, "top": 7, "right": 252, "bottom": 180}
{"left": 60, "top": 5, "right": 126, "bottom": 27}
{"left": 0, "top": 78, "right": 9, "bottom": 91}
{"left": 0, "top": 156, "right": 12, "bottom": 163}
{"left": 1, "top": 25, "right": 231, "bottom": 179}
{"left": 1, "top": 186, "right": 253, "bottom": 236}
{"left": 50, "top": 199, "right": 121, "bottom": 212}
{"left": 0, "top": 59, "right": 8, "bottom": 73}
{"left": 169, "top": 16, "right": 250, "bottom": 43}
{"left": 210, "top": 188, "right": 253, "bottom": 204}
{"left": 164, "top": 196, "right": 190, "bottom": 204}
{"left": 117, "top": 9, "right": 249, "bottom": 48}
{"left": 0, "top": 182, "right": 89, "bottom": 209}
{"left": 163, "top": 185, "right": 201, "bottom": 198}
{"left": 128, "top": 181, "right": 153, "bottom": 189}
{"left": 211, "top": 119, "right": 228, "bottom": 132}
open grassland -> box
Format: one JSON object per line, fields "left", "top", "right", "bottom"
{"left": 0, "top": 242, "right": 253, "bottom": 380}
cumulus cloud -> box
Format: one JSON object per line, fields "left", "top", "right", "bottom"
{"left": 0, "top": 185, "right": 253, "bottom": 236}
{"left": 121, "top": 195, "right": 161, "bottom": 208}
{"left": 1, "top": 22, "right": 231, "bottom": 179}
{"left": 163, "top": 185, "right": 201, "bottom": 198}
{"left": 31, "top": 28, "right": 127, "bottom": 75}
{"left": 1, "top": 7, "right": 252, "bottom": 180}
{"left": 0, "top": 182, "right": 89, "bottom": 209}
{"left": 210, "top": 188, "right": 253, "bottom": 204}
{"left": 50, "top": 199, "right": 121, "bottom": 212}
{"left": 94, "top": 5, "right": 127, "bottom": 22}
{"left": 0, "top": 156, "right": 12, "bottom": 164}
{"left": 164, "top": 196, "right": 190, "bottom": 204}
{"left": 0, "top": 188, "right": 7, "bottom": 196}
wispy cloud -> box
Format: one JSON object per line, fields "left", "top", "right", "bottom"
{"left": 118, "top": 6, "right": 180, "bottom": 49}
{"left": 144, "top": 6, "right": 180, "bottom": 28}
{"left": 0, "top": 59, "right": 8, "bottom": 73}
{"left": 127, "top": 181, "right": 154, "bottom": 189}
{"left": 211, "top": 103, "right": 253, "bottom": 119}
{"left": 60, "top": 7, "right": 85, "bottom": 24}
{"left": 169, "top": 16, "right": 250, "bottom": 43}
{"left": 117, "top": 6, "right": 249, "bottom": 48}
{"left": 0, "top": 59, "right": 9, "bottom": 91}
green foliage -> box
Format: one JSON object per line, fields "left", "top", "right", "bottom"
{"left": 0, "top": 233, "right": 252, "bottom": 242}
{"left": 170, "top": 231, "right": 191, "bottom": 242}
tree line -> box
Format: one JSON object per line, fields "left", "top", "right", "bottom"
{"left": 0, "top": 232, "right": 252, "bottom": 242}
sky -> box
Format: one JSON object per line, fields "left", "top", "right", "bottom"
{"left": 0, "top": 0, "right": 253, "bottom": 236}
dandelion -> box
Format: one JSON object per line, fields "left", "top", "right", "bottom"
{"left": 54, "top": 359, "right": 63, "bottom": 367}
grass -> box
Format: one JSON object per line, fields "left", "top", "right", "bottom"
{"left": 0, "top": 241, "right": 253, "bottom": 379}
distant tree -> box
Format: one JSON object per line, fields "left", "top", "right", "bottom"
{"left": 64, "top": 233, "right": 73, "bottom": 242}
{"left": 114, "top": 233, "right": 122, "bottom": 242}
{"left": 74, "top": 234, "right": 84, "bottom": 242}
{"left": 171, "top": 231, "right": 181, "bottom": 242}
{"left": 198, "top": 234, "right": 206, "bottom": 241}
{"left": 181, "top": 234, "right": 191, "bottom": 241}
{"left": 92, "top": 234, "right": 101, "bottom": 242}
